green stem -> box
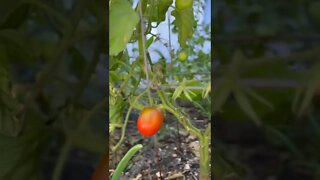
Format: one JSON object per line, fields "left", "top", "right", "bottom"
{"left": 112, "top": 106, "right": 133, "bottom": 152}
{"left": 157, "top": 90, "right": 202, "bottom": 139}
{"left": 120, "top": 60, "right": 138, "bottom": 90}
{"left": 137, "top": 0, "right": 153, "bottom": 106}
{"left": 112, "top": 88, "right": 149, "bottom": 152}
{"left": 199, "top": 135, "right": 210, "bottom": 180}
{"left": 52, "top": 140, "right": 72, "bottom": 180}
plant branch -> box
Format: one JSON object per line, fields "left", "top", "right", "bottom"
{"left": 167, "top": 6, "right": 173, "bottom": 81}
{"left": 138, "top": 0, "right": 153, "bottom": 106}
{"left": 157, "top": 90, "right": 202, "bottom": 139}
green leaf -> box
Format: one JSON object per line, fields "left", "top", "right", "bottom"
{"left": 212, "top": 78, "right": 232, "bottom": 113}
{"left": 227, "top": 50, "right": 245, "bottom": 77}
{"left": 242, "top": 86, "right": 274, "bottom": 110}
{"left": 0, "top": 108, "right": 22, "bottom": 137}
{"left": 296, "top": 64, "right": 320, "bottom": 117}
{"left": 172, "top": 86, "right": 184, "bottom": 100}
{"left": 0, "top": 30, "right": 34, "bottom": 64}
{"left": 202, "top": 81, "right": 211, "bottom": 99}
{"left": 233, "top": 87, "right": 261, "bottom": 125}
{"left": 0, "top": 66, "right": 22, "bottom": 137}
{"left": 0, "top": 2, "right": 29, "bottom": 29}
{"left": 148, "top": 0, "right": 173, "bottom": 25}
{"left": 109, "top": 0, "right": 139, "bottom": 55}
{"left": 0, "top": 91, "right": 19, "bottom": 111}
{"left": 109, "top": 99, "right": 125, "bottom": 124}
{"left": 109, "top": 71, "right": 123, "bottom": 83}
{"left": 109, "top": 55, "right": 121, "bottom": 71}
{"left": 146, "top": 36, "right": 154, "bottom": 48}
{"left": 297, "top": 84, "right": 316, "bottom": 117}
{"left": 0, "top": 107, "right": 47, "bottom": 180}
{"left": 184, "top": 79, "right": 203, "bottom": 99}
{"left": 0, "top": 43, "right": 9, "bottom": 65}
{"left": 171, "top": 8, "right": 194, "bottom": 47}
{"left": 183, "top": 89, "right": 196, "bottom": 101}
{"left": 68, "top": 47, "right": 87, "bottom": 78}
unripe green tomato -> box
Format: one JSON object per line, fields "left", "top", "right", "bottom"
{"left": 175, "top": 0, "right": 193, "bottom": 10}
{"left": 178, "top": 51, "right": 188, "bottom": 61}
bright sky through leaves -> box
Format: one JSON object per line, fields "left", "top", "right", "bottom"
{"left": 128, "top": 0, "right": 211, "bottom": 63}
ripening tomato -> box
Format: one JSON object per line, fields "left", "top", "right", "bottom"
{"left": 137, "top": 107, "right": 163, "bottom": 137}
{"left": 91, "top": 153, "right": 108, "bottom": 180}
{"left": 175, "top": 0, "right": 193, "bottom": 10}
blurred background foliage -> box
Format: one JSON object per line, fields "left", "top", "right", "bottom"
{"left": 213, "top": 0, "right": 320, "bottom": 179}
{"left": 0, "top": 0, "right": 107, "bottom": 179}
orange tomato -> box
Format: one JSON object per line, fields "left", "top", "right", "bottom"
{"left": 137, "top": 107, "right": 163, "bottom": 137}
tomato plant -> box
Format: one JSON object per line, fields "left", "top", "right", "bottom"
{"left": 137, "top": 107, "right": 163, "bottom": 137}
{"left": 175, "top": 0, "right": 193, "bottom": 10}
{"left": 109, "top": 0, "right": 211, "bottom": 179}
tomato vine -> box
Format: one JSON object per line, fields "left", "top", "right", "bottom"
{"left": 109, "top": 0, "right": 211, "bottom": 179}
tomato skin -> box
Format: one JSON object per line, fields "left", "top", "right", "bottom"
{"left": 137, "top": 107, "right": 163, "bottom": 137}
{"left": 175, "top": 0, "right": 193, "bottom": 10}
{"left": 178, "top": 51, "right": 188, "bottom": 61}
{"left": 91, "top": 153, "right": 108, "bottom": 180}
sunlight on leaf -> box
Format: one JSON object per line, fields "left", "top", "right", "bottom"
{"left": 172, "top": 86, "right": 184, "bottom": 100}
{"left": 202, "top": 81, "right": 211, "bottom": 99}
